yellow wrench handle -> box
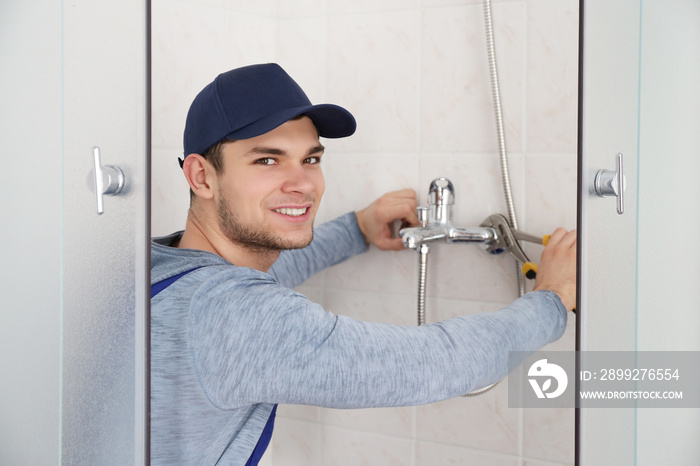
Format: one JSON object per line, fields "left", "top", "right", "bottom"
{"left": 522, "top": 262, "right": 538, "bottom": 280}
{"left": 521, "top": 236, "right": 549, "bottom": 279}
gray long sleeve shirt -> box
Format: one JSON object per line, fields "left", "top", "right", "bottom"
{"left": 151, "top": 212, "right": 567, "bottom": 465}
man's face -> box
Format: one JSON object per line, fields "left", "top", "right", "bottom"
{"left": 214, "top": 116, "right": 325, "bottom": 253}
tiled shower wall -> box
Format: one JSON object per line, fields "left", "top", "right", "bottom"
{"left": 151, "top": 0, "right": 579, "bottom": 464}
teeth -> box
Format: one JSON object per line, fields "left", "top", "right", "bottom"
{"left": 274, "top": 207, "right": 308, "bottom": 216}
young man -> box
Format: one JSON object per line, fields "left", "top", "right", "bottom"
{"left": 151, "top": 63, "right": 576, "bottom": 465}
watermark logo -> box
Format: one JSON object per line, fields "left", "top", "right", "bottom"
{"left": 527, "top": 358, "right": 568, "bottom": 399}
{"left": 509, "top": 351, "right": 700, "bottom": 408}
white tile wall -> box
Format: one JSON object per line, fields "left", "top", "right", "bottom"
{"left": 417, "top": 441, "right": 520, "bottom": 466}
{"left": 421, "top": 3, "right": 525, "bottom": 153}
{"left": 326, "top": 0, "right": 420, "bottom": 15}
{"left": 326, "top": 11, "right": 421, "bottom": 153}
{"left": 321, "top": 425, "right": 414, "bottom": 465}
{"left": 151, "top": 0, "right": 579, "bottom": 464}
{"left": 526, "top": 0, "right": 579, "bottom": 153}
{"left": 278, "top": 0, "right": 324, "bottom": 19}
{"left": 416, "top": 381, "right": 519, "bottom": 454}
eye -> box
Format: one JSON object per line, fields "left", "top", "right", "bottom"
{"left": 304, "top": 156, "right": 322, "bottom": 165}
{"left": 254, "top": 157, "right": 277, "bottom": 165}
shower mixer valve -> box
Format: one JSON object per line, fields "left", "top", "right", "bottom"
{"left": 399, "top": 177, "right": 549, "bottom": 279}
{"left": 399, "top": 178, "right": 498, "bottom": 250}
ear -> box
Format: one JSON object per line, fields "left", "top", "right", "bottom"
{"left": 182, "top": 153, "right": 216, "bottom": 201}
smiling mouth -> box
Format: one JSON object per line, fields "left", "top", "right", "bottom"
{"left": 273, "top": 207, "right": 309, "bottom": 217}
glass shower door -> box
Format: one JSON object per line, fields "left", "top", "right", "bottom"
{"left": 633, "top": 0, "right": 700, "bottom": 463}
{"left": 578, "top": 0, "right": 700, "bottom": 464}
{"left": 0, "top": 0, "right": 149, "bottom": 464}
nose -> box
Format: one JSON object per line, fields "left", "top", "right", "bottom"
{"left": 280, "top": 163, "right": 321, "bottom": 196}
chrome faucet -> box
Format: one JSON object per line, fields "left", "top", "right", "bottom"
{"left": 400, "top": 178, "right": 498, "bottom": 249}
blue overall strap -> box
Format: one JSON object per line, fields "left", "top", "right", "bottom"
{"left": 150, "top": 267, "right": 203, "bottom": 298}
{"left": 152, "top": 268, "right": 277, "bottom": 463}
{"left": 244, "top": 404, "right": 278, "bottom": 466}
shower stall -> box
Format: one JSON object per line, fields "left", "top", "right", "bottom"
{"left": 154, "top": 0, "right": 580, "bottom": 463}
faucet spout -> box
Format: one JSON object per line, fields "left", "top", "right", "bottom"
{"left": 447, "top": 226, "right": 497, "bottom": 245}
{"left": 400, "top": 224, "right": 447, "bottom": 249}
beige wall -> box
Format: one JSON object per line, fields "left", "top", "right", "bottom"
{"left": 151, "top": 0, "right": 579, "bottom": 464}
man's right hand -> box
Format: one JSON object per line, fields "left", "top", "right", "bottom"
{"left": 355, "top": 189, "right": 419, "bottom": 251}
{"left": 533, "top": 228, "right": 577, "bottom": 311}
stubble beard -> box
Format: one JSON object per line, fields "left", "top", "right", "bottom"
{"left": 217, "top": 189, "right": 314, "bottom": 255}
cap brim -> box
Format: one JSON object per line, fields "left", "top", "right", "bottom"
{"left": 224, "top": 104, "right": 356, "bottom": 141}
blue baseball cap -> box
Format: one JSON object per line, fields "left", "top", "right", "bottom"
{"left": 181, "top": 63, "right": 356, "bottom": 166}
